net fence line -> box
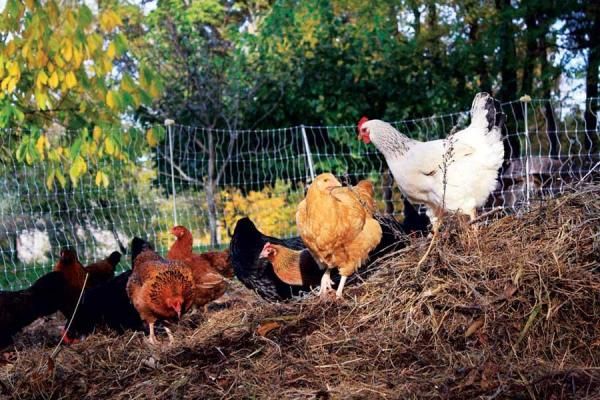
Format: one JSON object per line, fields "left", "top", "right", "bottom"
{"left": 1, "top": 97, "right": 598, "bottom": 289}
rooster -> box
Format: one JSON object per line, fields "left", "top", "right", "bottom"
{"left": 296, "top": 174, "right": 382, "bottom": 298}
{"left": 127, "top": 238, "right": 194, "bottom": 345}
{"left": 358, "top": 93, "right": 505, "bottom": 263}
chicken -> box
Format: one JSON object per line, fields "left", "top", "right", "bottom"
{"left": 258, "top": 243, "right": 322, "bottom": 288}
{"left": 0, "top": 272, "right": 68, "bottom": 348}
{"left": 358, "top": 92, "right": 505, "bottom": 228}
{"left": 84, "top": 251, "right": 121, "bottom": 287}
{"left": 53, "top": 248, "right": 88, "bottom": 315}
{"left": 127, "top": 237, "right": 194, "bottom": 344}
{"left": 358, "top": 93, "right": 505, "bottom": 265}
{"left": 65, "top": 270, "right": 144, "bottom": 341}
{"left": 296, "top": 173, "right": 383, "bottom": 298}
{"left": 168, "top": 225, "right": 233, "bottom": 278}
{"left": 167, "top": 226, "right": 228, "bottom": 310}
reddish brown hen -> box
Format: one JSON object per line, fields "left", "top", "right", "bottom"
{"left": 168, "top": 226, "right": 233, "bottom": 278}
{"left": 127, "top": 238, "right": 194, "bottom": 345}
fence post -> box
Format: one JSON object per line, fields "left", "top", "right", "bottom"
{"left": 165, "top": 119, "right": 177, "bottom": 226}
{"left": 300, "top": 124, "right": 316, "bottom": 181}
{"left": 520, "top": 95, "right": 532, "bottom": 208}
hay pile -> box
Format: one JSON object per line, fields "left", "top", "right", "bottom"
{"left": 1, "top": 185, "right": 599, "bottom": 399}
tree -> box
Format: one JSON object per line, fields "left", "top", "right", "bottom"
{"left": 137, "top": 0, "right": 277, "bottom": 246}
{"left": 0, "top": 0, "right": 161, "bottom": 188}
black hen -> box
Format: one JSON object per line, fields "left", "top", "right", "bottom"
{"left": 65, "top": 270, "right": 143, "bottom": 340}
{"left": 0, "top": 272, "right": 68, "bottom": 348}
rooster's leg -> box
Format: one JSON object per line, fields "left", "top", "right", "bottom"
{"left": 148, "top": 322, "right": 158, "bottom": 345}
{"left": 335, "top": 275, "right": 348, "bottom": 298}
{"left": 319, "top": 269, "right": 333, "bottom": 297}
{"left": 164, "top": 326, "right": 175, "bottom": 345}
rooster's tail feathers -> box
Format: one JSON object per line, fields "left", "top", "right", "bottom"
{"left": 470, "top": 92, "right": 497, "bottom": 131}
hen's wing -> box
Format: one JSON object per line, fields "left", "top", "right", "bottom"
{"left": 335, "top": 217, "right": 382, "bottom": 276}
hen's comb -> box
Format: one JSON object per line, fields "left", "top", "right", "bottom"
{"left": 358, "top": 116, "right": 369, "bottom": 128}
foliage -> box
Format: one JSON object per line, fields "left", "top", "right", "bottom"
{"left": 0, "top": 0, "right": 162, "bottom": 187}
{"left": 222, "top": 180, "right": 303, "bottom": 239}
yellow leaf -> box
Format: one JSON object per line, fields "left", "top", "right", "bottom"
{"left": 65, "top": 71, "right": 77, "bottom": 89}
{"left": 93, "top": 126, "right": 102, "bottom": 142}
{"left": 95, "top": 171, "right": 110, "bottom": 188}
{"left": 8, "top": 62, "right": 19, "bottom": 77}
{"left": 104, "top": 137, "right": 115, "bottom": 155}
{"left": 48, "top": 71, "right": 59, "bottom": 88}
{"left": 55, "top": 169, "right": 66, "bottom": 188}
{"left": 36, "top": 70, "right": 48, "bottom": 88}
{"left": 100, "top": 10, "right": 123, "bottom": 32}
{"left": 106, "top": 90, "right": 116, "bottom": 109}
{"left": 72, "top": 47, "right": 83, "bottom": 68}
{"left": 25, "top": 151, "right": 33, "bottom": 165}
{"left": 146, "top": 128, "right": 158, "bottom": 147}
{"left": 95, "top": 171, "right": 103, "bottom": 186}
{"left": 35, "top": 135, "right": 48, "bottom": 159}
{"left": 103, "top": 57, "right": 113, "bottom": 73}
{"left": 46, "top": 170, "right": 55, "bottom": 191}
{"left": 54, "top": 54, "right": 65, "bottom": 68}
{"left": 35, "top": 90, "right": 48, "bottom": 109}
{"left": 5, "top": 41, "right": 16, "bottom": 56}
{"left": 61, "top": 39, "right": 73, "bottom": 62}
{"left": 69, "top": 156, "right": 87, "bottom": 186}
{"left": 106, "top": 42, "right": 116, "bottom": 59}
{"left": 6, "top": 77, "right": 17, "bottom": 93}
{"left": 35, "top": 51, "right": 48, "bottom": 68}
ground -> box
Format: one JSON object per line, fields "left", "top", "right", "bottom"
{"left": 0, "top": 186, "right": 598, "bottom": 399}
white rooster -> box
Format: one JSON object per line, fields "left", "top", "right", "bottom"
{"left": 357, "top": 92, "right": 505, "bottom": 263}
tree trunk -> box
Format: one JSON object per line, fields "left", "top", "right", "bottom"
{"left": 205, "top": 129, "right": 219, "bottom": 247}
{"left": 496, "top": 0, "right": 520, "bottom": 163}
{"left": 584, "top": 33, "right": 599, "bottom": 158}
{"left": 538, "top": 35, "right": 559, "bottom": 158}
{"left": 522, "top": 13, "right": 538, "bottom": 96}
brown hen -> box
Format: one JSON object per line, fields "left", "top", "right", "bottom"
{"left": 296, "top": 173, "right": 382, "bottom": 298}
{"left": 168, "top": 225, "right": 233, "bottom": 278}
{"left": 127, "top": 238, "right": 194, "bottom": 344}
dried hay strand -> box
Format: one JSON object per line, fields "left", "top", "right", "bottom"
{"left": 1, "top": 184, "right": 599, "bottom": 399}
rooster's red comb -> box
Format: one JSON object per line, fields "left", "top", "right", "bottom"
{"left": 358, "top": 116, "right": 369, "bottom": 128}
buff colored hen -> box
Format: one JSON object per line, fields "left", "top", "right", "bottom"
{"left": 296, "top": 173, "right": 382, "bottom": 298}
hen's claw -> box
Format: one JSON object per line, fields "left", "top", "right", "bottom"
{"left": 318, "top": 269, "right": 334, "bottom": 298}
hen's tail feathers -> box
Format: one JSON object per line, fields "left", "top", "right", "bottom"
{"left": 131, "top": 237, "right": 153, "bottom": 266}
{"left": 470, "top": 92, "right": 506, "bottom": 137}
{"left": 107, "top": 251, "right": 122, "bottom": 267}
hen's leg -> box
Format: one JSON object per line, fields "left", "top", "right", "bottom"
{"left": 319, "top": 269, "right": 333, "bottom": 297}
{"left": 416, "top": 219, "right": 440, "bottom": 271}
{"left": 335, "top": 275, "right": 348, "bottom": 298}
{"left": 148, "top": 322, "right": 158, "bottom": 345}
{"left": 164, "top": 326, "right": 175, "bottom": 345}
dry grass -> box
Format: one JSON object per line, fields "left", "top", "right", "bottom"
{"left": 1, "top": 185, "right": 599, "bottom": 399}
